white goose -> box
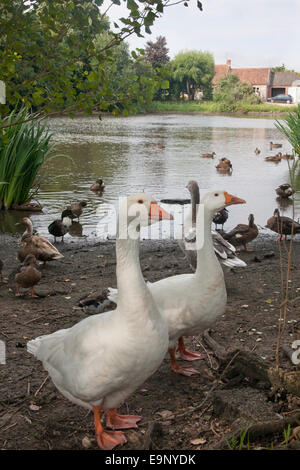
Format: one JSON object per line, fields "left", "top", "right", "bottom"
{"left": 179, "top": 181, "right": 247, "bottom": 272}
{"left": 107, "top": 190, "right": 245, "bottom": 376}
{"left": 27, "top": 194, "right": 171, "bottom": 450}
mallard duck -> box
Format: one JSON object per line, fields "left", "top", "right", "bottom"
{"left": 265, "top": 153, "right": 282, "bottom": 163}
{"left": 254, "top": 148, "right": 261, "bottom": 155}
{"left": 67, "top": 201, "right": 87, "bottom": 221}
{"left": 266, "top": 209, "right": 300, "bottom": 241}
{"left": 48, "top": 209, "right": 75, "bottom": 243}
{"left": 216, "top": 158, "right": 232, "bottom": 172}
{"left": 17, "top": 217, "right": 64, "bottom": 264}
{"left": 107, "top": 190, "right": 245, "bottom": 376}
{"left": 201, "top": 152, "right": 216, "bottom": 158}
{"left": 270, "top": 141, "right": 282, "bottom": 150}
{"left": 152, "top": 144, "right": 165, "bottom": 150}
{"left": 90, "top": 179, "right": 105, "bottom": 192}
{"left": 275, "top": 184, "right": 295, "bottom": 199}
{"left": 15, "top": 254, "right": 41, "bottom": 298}
{"left": 178, "top": 181, "right": 246, "bottom": 274}
{"left": 281, "top": 153, "right": 294, "bottom": 160}
{"left": 213, "top": 208, "right": 229, "bottom": 230}
{"left": 27, "top": 193, "right": 171, "bottom": 450}
{"left": 223, "top": 214, "right": 258, "bottom": 252}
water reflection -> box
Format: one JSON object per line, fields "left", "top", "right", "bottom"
{"left": 0, "top": 114, "right": 299, "bottom": 241}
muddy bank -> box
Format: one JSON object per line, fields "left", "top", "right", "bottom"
{"left": 0, "top": 234, "right": 299, "bottom": 450}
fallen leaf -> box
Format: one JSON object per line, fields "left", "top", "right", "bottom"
{"left": 156, "top": 410, "right": 174, "bottom": 419}
{"left": 29, "top": 404, "right": 41, "bottom": 411}
{"left": 190, "top": 438, "right": 206, "bottom": 445}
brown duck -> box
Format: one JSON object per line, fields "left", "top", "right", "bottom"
{"left": 266, "top": 209, "right": 300, "bottom": 241}
{"left": 15, "top": 254, "right": 41, "bottom": 298}
{"left": 223, "top": 214, "right": 258, "bottom": 252}
{"left": 275, "top": 184, "right": 295, "bottom": 199}
{"left": 281, "top": 153, "right": 294, "bottom": 160}
{"left": 201, "top": 152, "right": 216, "bottom": 158}
{"left": 216, "top": 158, "right": 232, "bottom": 172}
{"left": 265, "top": 153, "right": 282, "bottom": 163}
{"left": 254, "top": 148, "right": 261, "bottom": 155}
{"left": 90, "top": 179, "right": 105, "bottom": 192}
{"left": 67, "top": 201, "right": 87, "bottom": 222}
{"left": 270, "top": 142, "right": 282, "bottom": 150}
{"left": 17, "top": 218, "right": 64, "bottom": 264}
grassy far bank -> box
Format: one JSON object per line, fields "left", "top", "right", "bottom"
{"left": 144, "top": 100, "right": 298, "bottom": 116}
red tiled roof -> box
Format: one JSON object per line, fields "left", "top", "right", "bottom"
{"left": 212, "top": 65, "right": 230, "bottom": 85}
{"left": 231, "top": 68, "right": 271, "bottom": 85}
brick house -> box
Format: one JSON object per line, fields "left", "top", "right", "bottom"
{"left": 213, "top": 60, "right": 300, "bottom": 102}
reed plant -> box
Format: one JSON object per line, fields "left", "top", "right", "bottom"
{"left": 0, "top": 108, "right": 55, "bottom": 210}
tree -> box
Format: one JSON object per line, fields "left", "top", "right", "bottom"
{"left": 172, "top": 50, "right": 214, "bottom": 100}
{"left": 214, "top": 74, "right": 261, "bottom": 105}
{"left": 0, "top": 0, "right": 203, "bottom": 127}
{"left": 145, "top": 36, "right": 170, "bottom": 69}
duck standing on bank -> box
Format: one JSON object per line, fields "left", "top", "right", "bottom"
{"left": 17, "top": 218, "right": 64, "bottom": 264}
{"left": 223, "top": 214, "right": 258, "bottom": 252}
{"left": 213, "top": 207, "right": 229, "bottom": 230}
{"left": 107, "top": 190, "right": 245, "bottom": 376}
{"left": 178, "top": 181, "right": 246, "bottom": 273}
{"left": 275, "top": 184, "right": 295, "bottom": 199}
{"left": 27, "top": 194, "right": 172, "bottom": 450}
{"left": 15, "top": 254, "right": 41, "bottom": 298}
{"left": 67, "top": 201, "right": 87, "bottom": 222}
{"left": 266, "top": 209, "right": 300, "bottom": 241}
{"left": 48, "top": 209, "right": 75, "bottom": 243}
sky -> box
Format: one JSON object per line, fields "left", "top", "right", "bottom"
{"left": 105, "top": 0, "right": 300, "bottom": 70}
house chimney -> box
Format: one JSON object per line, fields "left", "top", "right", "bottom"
{"left": 226, "top": 59, "right": 231, "bottom": 68}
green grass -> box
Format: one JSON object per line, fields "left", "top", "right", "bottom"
{"left": 0, "top": 108, "right": 56, "bottom": 210}
{"left": 143, "top": 100, "right": 298, "bottom": 115}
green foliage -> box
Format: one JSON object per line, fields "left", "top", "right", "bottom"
{"left": 225, "top": 427, "right": 250, "bottom": 450}
{"left": 214, "top": 74, "right": 261, "bottom": 110}
{"left": 275, "top": 105, "right": 300, "bottom": 156}
{"left": 0, "top": 0, "right": 202, "bottom": 125}
{"left": 0, "top": 108, "right": 58, "bottom": 209}
{"left": 171, "top": 50, "right": 215, "bottom": 100}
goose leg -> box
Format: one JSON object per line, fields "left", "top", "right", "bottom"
{"left": 169, "top": 348, "right": 200, "bottom": 376}
{"left": 105, "top": 408, "right": 141, "bottom": 430}
{"left": 93, "top": 405, "right": 127, "bottom": 450}
{"left": 16, "top": 286, "right": 21, "bottom": 296}
{"left": 176, "top": 337, "right": 204, "bottom": 361}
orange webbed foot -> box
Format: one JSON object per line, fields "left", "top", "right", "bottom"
{"left": 171, "top": 363, "right": 200, "bottom": 376}
{"left": 176, "top": 337, "right": 204, "bottom": 362}
{"left": 105, "top": 410, "right": 142, "bottom": 430}
{"left": 96, "top": 429, "right": 127, "bottom": 450}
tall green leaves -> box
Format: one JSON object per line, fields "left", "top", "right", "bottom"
{"left": 0, "top": 108, "right": 55, "bottom": 209}
{"left": 275, "top": 105, "right": 300, "bottom": 156}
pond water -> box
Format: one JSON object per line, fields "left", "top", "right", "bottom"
{"left": 1, "top": 113, "right": 299, "bottom": 241}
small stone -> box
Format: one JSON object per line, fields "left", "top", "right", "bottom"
{"left": 82, "top": 436, "right": 92, "bottom": 448}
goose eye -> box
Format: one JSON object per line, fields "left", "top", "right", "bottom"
{"left": 138, "top": 199, "right": 144, "bottom": 204}
{"left": 214, "top": 193, "right": 219, "bottom": 197}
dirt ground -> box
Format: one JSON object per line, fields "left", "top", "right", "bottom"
{"left": 0, "top": 233, "right": 299, "bottom": 451}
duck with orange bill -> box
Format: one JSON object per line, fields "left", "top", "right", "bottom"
{"left": 27, "top": 194, "right": 172, "bottom": 451}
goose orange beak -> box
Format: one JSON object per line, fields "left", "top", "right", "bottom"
{"left": 224, "top": 192, "right": 246, "bottom": 206}
{"left": 149, "top": 202, "right": 173, "bottom": 221}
